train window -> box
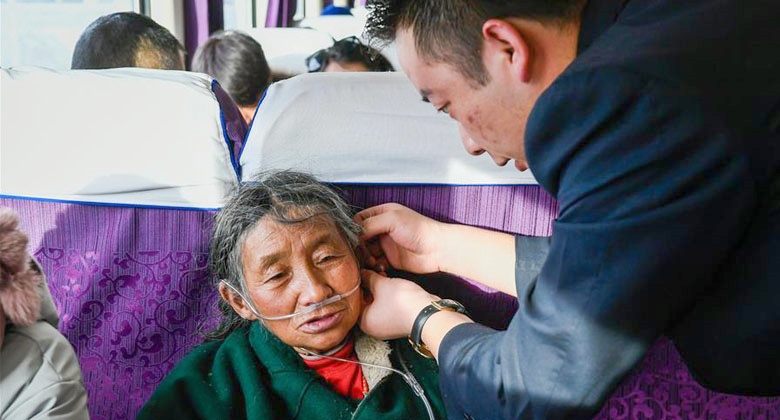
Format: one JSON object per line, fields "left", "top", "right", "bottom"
{"left": 0, "top": 0, "right": 141, "bottom": 69}
{"left": 223, "top": 0, "right": 267, "bottom": 30}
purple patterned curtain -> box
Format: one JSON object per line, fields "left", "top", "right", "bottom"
{"left": 265, "top": 0, "right": 297, "bottom": 27}
{"left": 183, "top": 0, "right": 224, "bottom": 69}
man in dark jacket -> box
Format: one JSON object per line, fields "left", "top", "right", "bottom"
{"left": 356, "top": 0, "right": 780, "bottom": 418}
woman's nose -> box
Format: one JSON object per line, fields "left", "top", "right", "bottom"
{"left": 296, "top": 269, "right": 333, "bottom": 306}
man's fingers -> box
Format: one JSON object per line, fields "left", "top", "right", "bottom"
{"left": 359, "top": 210, "right": 397, "bottom": 241}
{"left": 354, "top": 203, "right": 397, "bottom": 223}
{"left": 355, "top": 203, "right": 407, "bottom": 241}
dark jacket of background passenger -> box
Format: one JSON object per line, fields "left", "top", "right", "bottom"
{"left": 438, "top": 0, "right": 780, "bottom": 418}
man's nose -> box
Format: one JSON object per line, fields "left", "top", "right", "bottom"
{"left": 460, "top": 125, "right": 484, "bottom": 156}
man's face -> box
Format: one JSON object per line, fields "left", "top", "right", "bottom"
{"left": 396, "top": 28, "right": 533, "bottom": 171}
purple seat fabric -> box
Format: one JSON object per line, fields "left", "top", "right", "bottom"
{"left": 212, "top": 80, "right": 248, "bottom": 178}
{"left": 0, "top": 198, "right": 221, "bottom": 420}
{"left": 2, "top": 184, "right": 778, "bottom": 419}
{"left": 594, "top": 337, "right": 780, "bottom": 420}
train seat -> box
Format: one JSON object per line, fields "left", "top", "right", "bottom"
{"left": 0, "top": 67, "right": 245, "bottom": 420}
{"left": 1, "top": 67, "right": 776, "bottom": 419}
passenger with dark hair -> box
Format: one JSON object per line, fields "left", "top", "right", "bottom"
{"left": 192, "top": 30, "right": 273, "bottom": 124}
{"left": 138, "top": 171, "right": 447, "bottom": 420}
{"left": 355, "top": 0, "right": 780, "bottom": 419}
{"left": 306, "top": 36, "right": 394, "bottom": 73}
{"left": 71, "top": 12, "right": 185, "bottom": 70}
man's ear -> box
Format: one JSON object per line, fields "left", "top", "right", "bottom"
{"left": 218, "top": 282, "right": 259, "bottom": 321}
{"left": 482, "top": 18, "right": 531, "bottom": 83}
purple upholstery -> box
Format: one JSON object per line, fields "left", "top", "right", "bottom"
{"left": 338, "top": 184, "right": 557, "bottom": 237}
{"left": 2, "top": 184, "right": 778, "bottom": 419}
{"left": 0, "top": 198, "right": 220, "bottom": 420}
{"left": 211, "top": 80, "right": 248, "bottom": 178}
{"left": 594, "top": 337, "right": 780, "bottom": 420}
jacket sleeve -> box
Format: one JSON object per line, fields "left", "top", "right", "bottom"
{"left": 0, "top": 323, "right": 89, "bottom": 420}
{"left": 437, "top": 68, "right": 755, "bottom": 419}
{"left": 13, "top": 381, "right": 89, "bottom": 420}
{"left": 514, "top": 235, "right": 551, "bottom": 294}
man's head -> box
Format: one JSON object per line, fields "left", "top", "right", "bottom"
{"left": 306, "top": 36, "right": 395, "bottom": 73}
{"left": 71, "top": 12, "right": 186, "bottom": 70}
{"left": 365, "top": 0, "right": 584, "bottom": 170}
{"left": 192, "top": 30, "right": 272, "bottom": 124}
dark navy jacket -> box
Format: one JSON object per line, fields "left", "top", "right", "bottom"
{"left": 438, "top": 1, "right": 779, "bottom": 418}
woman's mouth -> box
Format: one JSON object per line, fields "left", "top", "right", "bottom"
{"left": 298, "top": 310, "right": 344, "bottom": 333}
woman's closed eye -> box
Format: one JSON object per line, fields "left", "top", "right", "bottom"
{"left": 263, "top": 270, "right": 290, "bottom": 284}
{"left": 316, "top": 254, "right": 342, "bottom": 264}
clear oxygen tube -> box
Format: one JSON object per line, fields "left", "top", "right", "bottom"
{"left": 220, "top": 278, "right": 361, "bottom": 321}
{"left": 294, "top": 346, "right": 436, "bottom": 420}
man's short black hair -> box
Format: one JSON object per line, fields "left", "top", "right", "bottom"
{"left": 306, "top": 36, "right": 395, "bottom": 73}
{"left": 365, "top": 0, "right": 584, "bottom": 85}
{"left": 191, "top": 30, "right": 272, "bottom": 107}
{"left": 71, "top": 12, "right": 185, "bottom": 70}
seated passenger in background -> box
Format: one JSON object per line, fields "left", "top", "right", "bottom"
{"left": 138, "top": 171, "right": 447, "bottom": 420}
{"left": 71, "top": 12, "right": 185, "bottom": 70}
{"left": 0, "top": 207, "right": 89, "bottom": 420}
{"left": 306, "top": 36, "right": 394, "bottom": 73}
{"left": 192, "top": 30, "right": 273, "bottom": 125}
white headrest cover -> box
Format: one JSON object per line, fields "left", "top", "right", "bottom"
{"left": 298, "top": 15, "right": 367, "bottom": 41}
{"left": 245, "top": 27, "right": 335, "bottom": 60}
{"left": 241, "top": 72, "right": 537, "bottom": 185}
{"left": 245, "top": 27, "right": 337, "bottom": 77}
{"left": 0, "top": 67, "right": 239, "bottom": 208}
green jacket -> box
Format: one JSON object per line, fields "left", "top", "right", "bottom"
{"left": 138, "top": 323, "right": 446, "bottom": 419}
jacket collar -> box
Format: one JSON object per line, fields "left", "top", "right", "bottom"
{"left": 578, "top": 0, "right": 630, "bottom": 52}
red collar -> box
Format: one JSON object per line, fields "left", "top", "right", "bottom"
{"left": 302, "top": 339, "right": 368, "bottom": 400}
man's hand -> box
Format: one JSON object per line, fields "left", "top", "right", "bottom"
{"left": 359, "top": 269, "right": 473, "bottom": 360}
{"left": 355, "top": 203, "right": 445, "bottom": 275}
{"left": 359, "top": 269, "right": 436, "bottom": 339}
{"left": 356, "top": 202, "right": 519, "bottom": 296}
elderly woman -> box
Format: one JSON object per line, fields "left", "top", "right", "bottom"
{"left": 138, "top": 171, "right": 447, "bottom": 419}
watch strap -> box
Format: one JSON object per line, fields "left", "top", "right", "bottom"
{"left": 408, "top": 299, "right": 467, "bottom": 358}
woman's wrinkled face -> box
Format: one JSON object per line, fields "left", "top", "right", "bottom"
{"left": 240, "top": 215, "right": 362, "bottom": 352}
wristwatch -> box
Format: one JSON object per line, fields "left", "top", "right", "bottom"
{"left": 408, "top": 299, "right": 468, "bottom": 358}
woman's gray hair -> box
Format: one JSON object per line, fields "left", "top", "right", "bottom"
{"left": 205, "top": 170, "right": 361, "bottom": 340}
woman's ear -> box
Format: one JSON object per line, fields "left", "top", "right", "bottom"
{"left": 218, "top": 282, "right": 258, "bottom": 320}
{"left": 482, "top": 18, "right": 531, "bottom": 83}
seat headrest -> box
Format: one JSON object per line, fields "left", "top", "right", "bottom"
{"left": 241, "top": 72, "right": 537, "bottom": 185}
{"left": 0, "top": 67, "right": 244, "bottom": 208}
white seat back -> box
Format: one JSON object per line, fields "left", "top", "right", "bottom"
{"left": 0, "top": 67, "right": 240, "bottom": 208}
{"left": 241, "top": 72, "right": 537, "bottom": 185}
